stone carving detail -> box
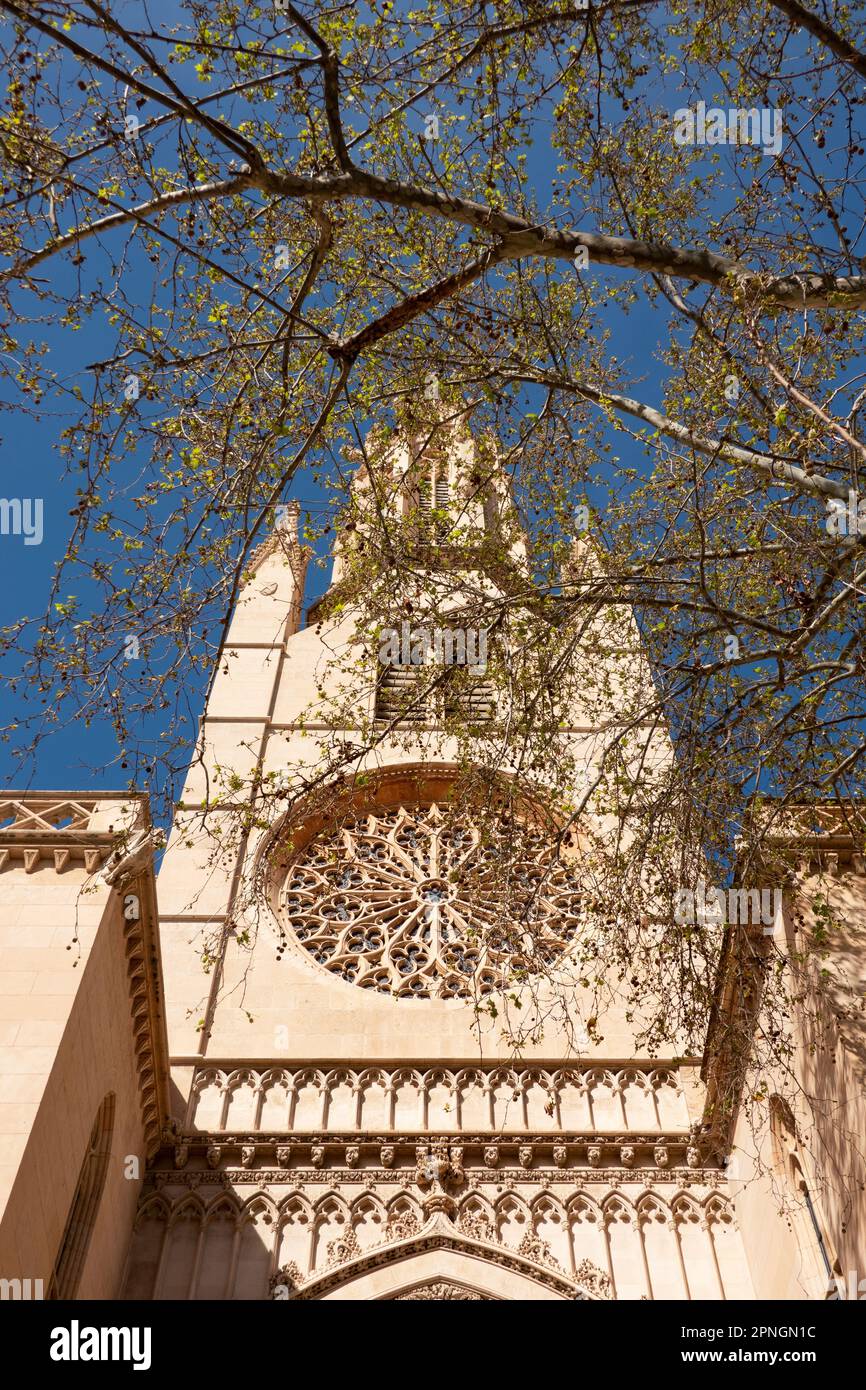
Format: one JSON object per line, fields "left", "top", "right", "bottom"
{"left": 380, "top": 1145, "right": 395, "bottom": 1168}
{"left": 206, "top": 1144, "right": 222, "bottom": 1169}
{"left": 127, "top": 1183, "right": 741, "bottom": 1299}
{"left": 276, "top": 1146, "right": 291, "bottom": 1167}
{"left": 241, "top": 1145, "right": 256, "bottom": 1168}
{"left": 654, "top": 1145, "right": 669, "bottom": 1168}
{"left": 174, "top": 1143, "right": 189, "bottom": 1170}
{"left": 386, "top": 1209, "right": 421, "bottom": 1241}
{"left": 588, "top": 1145, "right": 602, "bottom": 1167}
{"left": 345, "top": 1146, "right": 359, "bottom": 1168}
{"left": 276, "top": 803, "right": 581, "bottom": 999}
{"left": 484, "top": 1145, "right": 500, "bottom": 1168}
{"left": 574, "top": 1259, "right": 614, "bottom": 1300}
{"left": 519, "top": 1145, "right": 534, "bottom": 1169}
{"left": 517, "top": 1232, "right": 562, "bottom": 1270}
{"left": 396, "top": 1282, "right": 489, "bottom": 1300}
{"left": 269, "top": 1261, "right": 303, "bottom": 1299}
{"left": 188, "top": 1061, "right": 691, "bottom": 1135}
{"left": 415, "top": 1144, "right": 465, "bottom": 1215}
{"left": 458, "top": 1210, "right": 493, "bottom": 1241}
{"left": 326, "top": 1228, "right": 361, "bottom": 1267}
{"left": 553, "top": 1145, "right": 568, "bottom": 1168}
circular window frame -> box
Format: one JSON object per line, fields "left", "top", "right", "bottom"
{"left": 258, "top": 764, "right": 585, "bottom": 1002}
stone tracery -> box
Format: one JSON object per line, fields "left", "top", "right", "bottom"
{"left": 277, "top": 803, "right": 581, "bottom": 999}
{"left": 394, "top": 1282, "right": 490, "bottom": 1300}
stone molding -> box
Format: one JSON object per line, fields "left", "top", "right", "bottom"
{"left": 282, "top": 1210, "right": 596, "bottom": 1301}
{"left": 159, "top": 1135, "right": 706, "bottom": 1177}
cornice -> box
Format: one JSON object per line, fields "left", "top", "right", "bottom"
{"left": 154, "top": 1131, "right": 717, "bottom": 1177}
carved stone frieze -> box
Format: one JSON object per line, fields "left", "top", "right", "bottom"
{"left": 395, "top": 1283, "right": 489, "bottom": 1300}
{"left": 153, "top": 1131, "right": 702, "bottom": 1177}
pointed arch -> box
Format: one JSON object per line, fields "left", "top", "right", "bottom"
{"left": 167, "top": 1193, "right": 206, "bottom": 1227}
{"left": 456, "top": 1193, "right": 495, "bottom": 1242}
{"left": 277, "top": 1190, "right": 314, "bottom": 1221}
{"left": 384, "top": 1193, "right": 423, "bottom": 1242}
{"left": 635, "top": 1191, "right": 671, "bottom": 1220}
{"left": 123, "top": 1191, "right": 170, "bottom": 1300}
{"left": 291, "top": 1213, "right": 589, "bottom": 1301}
{"left": 234, "top": 1193, "right": 278, "bottom": 1300}
{"left": 133, "top": 1192, "right": 171, "bottom": 1228}
{"left": 187, "top": 1068, "right": 226, "bottom": 1129}
{"left": 156, "top": 1194, "right": 205, "bottom": 1299}
{"left": 275, "top": 1193, "right": 314, "bottom": 1280}
{"left": 350, "top": 1193, "right": 387, "bottom": 1251}
{"left": 358, "top": 1067, "right": 390, "bottom": 1128}
{"left": 203, "top": 1192, "right": 241, "bottom": 1225}
{"left": 48, "top": 1092, "right": 116, "bottom": 1300}
{"left": 311, "top": 1192, "right": 353, "bottom": 1271}
{"left": 241, "top": 1192, "right": 278, "bottom": 1224}
{"left": 494, "top": 1191, "right": 531, "bottom": 1248}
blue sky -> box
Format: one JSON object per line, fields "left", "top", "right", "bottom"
{"left": 0, "top": 2, "right": 859, "bottom": 819}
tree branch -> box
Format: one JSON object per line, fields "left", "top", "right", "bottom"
{"left": 6, "top": 174, "right": 252, "bottom": 277}
{"left": 767, "top": 0, "right": 866, "bottom": 78}
{"left": 497, "top": 368, "right": 852, "bottom": 501}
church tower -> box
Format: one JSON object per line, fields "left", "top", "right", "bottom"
{"left": 2, "top": 412, "right": 862, "bottom": 1304}
{"left": 121, "top": 412, "right": 761, "bottom": 1301}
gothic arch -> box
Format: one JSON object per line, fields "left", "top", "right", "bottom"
{"left": 566, "top": 1192, "right": 602, "bottom": 1221}
{"left": 457, "top": 1194, "right": 495, "bottom": 1242}
{"left": 601, "top": 1192, "right": 636, "bottom": 1222}
{"left": 241, "top": 1192, "right": 278, "bottom": 1224}
{"left": 204, "top": 1193, "right": 241, "bottom": 1224}
{"left": 134, "top": 1192, "right": 171, "bottom": 1228}
{"left": 48, "top": 1091, "right": 116, "bottom": 1299}
{"left": 287, "top": 1213, "right": 589, "bottom": 1301}
{"left": 350, "top": 1194, "right": 387, "bottom": 1251}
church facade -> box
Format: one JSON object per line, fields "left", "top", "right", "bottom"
{"left": 0, "top": 424, "right": 863, "bottom": 1301}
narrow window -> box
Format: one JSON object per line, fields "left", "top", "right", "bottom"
{"left": 48, "top": 1092, "right": 116, "bottom": 1299}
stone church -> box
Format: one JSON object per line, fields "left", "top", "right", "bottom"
{"left": 0, "top": 420, "right": 863, "bottom": 1301}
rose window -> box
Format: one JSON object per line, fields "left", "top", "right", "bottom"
{"left": 277, "top": 803, "right": 581, "bottom": 999}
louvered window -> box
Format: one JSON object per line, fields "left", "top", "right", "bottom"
{"left": 374, "top": 661, "right": 427, "bottom": 723}
{"left": 375, "top": 630, "right": 495, "bottom": 727}
{"left": 443, "top": 674, "right": 496, "bottom": 724}
{"left": 417, "top": 464, "right": 450, "bottom": 540}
